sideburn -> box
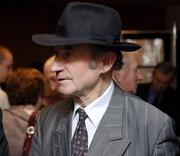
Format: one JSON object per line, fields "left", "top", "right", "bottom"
{"left": 89, "top": 60, "right": 97, "bottom": 69}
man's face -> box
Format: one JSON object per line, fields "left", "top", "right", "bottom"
{"left": 43, "top": 56, "right": 59, "bottom": 91}
{"left": 51, "top": 45, "right": 102, "bottom": 97}
{"left": 46, "top": 72, "right": 59, "bottom": 91}
{"left": 152, "top": 71, "right": 172, "bottom": 93}
{"left": 113, "top": 63, "right": 138, "bottom": 93}
{"left": 0, "top": 53, "right": 13, "bottom": 83}
{"left": 113, "top": 52, "right": 142, "bottom": 93}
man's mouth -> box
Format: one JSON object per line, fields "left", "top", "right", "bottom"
{"left": 58, "top": 78, "right": 66, "bottom": 81}
{"left": 58, "top": 78, "right": 71, "bottom": 82}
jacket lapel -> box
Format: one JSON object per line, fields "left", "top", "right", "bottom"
{"left": 88, "top": 86, "right": 130, "bottom": 156}
{"left": 52, "top": 101, "right": 74, "bottom": 156}
{"left": 52, "top": 116, "right": 71, "bottom": 156}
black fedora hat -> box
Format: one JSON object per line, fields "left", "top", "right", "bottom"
{"left": 32, "top": 2, "right": 140, "bottom": 51}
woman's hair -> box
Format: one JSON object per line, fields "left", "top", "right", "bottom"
{"left": 6, "top": 67, "right": 45, "bottom": 106}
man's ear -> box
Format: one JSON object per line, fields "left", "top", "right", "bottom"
{"left": 100, "top": 51, "right": 117, "bottom": 73}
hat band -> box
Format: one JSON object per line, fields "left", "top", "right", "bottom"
{"left": 56, "top": 25, "right": 120, "bottom": 44}
{"left": 92, "top": 32, "right": 120, "bottom": 44}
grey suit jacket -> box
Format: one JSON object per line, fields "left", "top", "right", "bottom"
{"left": 29, "top": 86, "right": 180, "bottom": 156}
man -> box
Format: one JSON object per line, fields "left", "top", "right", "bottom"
{"left": 0, "top": 108, "right": 9, "bottom": 155}
{"left": 43, "top": 55, "right": 58, "bottom": 92}
{"left": 0, "top": 45, "right": 13, "bottom": 109}
{"left": 136, "top": 62, "right": 180, "bottom": 135}
{"left": 30, "top": 2, "right": 180, "bottom": 156}
{"left": 112, "top": 51, "right": 143, "bottom": 93}
{"left": 42, "top": 55, "right": 65, "bottom": 106}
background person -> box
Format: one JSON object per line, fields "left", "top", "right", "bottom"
{"left": 0, "top": 45, "right": 13, "bottom": 109}
{"left": 136, "top": 61, "right": 180, "bottom": 135}
{"left": 112, "top": 51, "right": 143, "bottom": 93}
{"left": 30, "top": 2, "right": 180, "bottom": 156}
{"left": 42, "top": 55, "right": 65, "bottom": 106}
{"left": 43, "top": 55, "right": 58, "bottom": 92}
{"left": 3, "top": 67, "right": 45, "bottom": 156}
{"left": 22, "top": 56, "right": 66, "bottom": 156}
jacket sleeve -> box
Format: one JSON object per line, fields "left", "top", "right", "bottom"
{"left": 152, "top": 117, "right": 180, "bottom": 156}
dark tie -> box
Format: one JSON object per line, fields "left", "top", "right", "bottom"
{"left": 71, "top": 108, "right": 88, "bottom": 156}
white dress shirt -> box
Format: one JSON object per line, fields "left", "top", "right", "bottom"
{"left": 71, "top": 81, "right": 114, "bottom": 147}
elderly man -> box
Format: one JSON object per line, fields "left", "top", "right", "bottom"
{"left": 30, "top": 2, "right": 180, "bottom": 156}
{"left": 0, "top": 45, "right": 13, "bottom": 109}
{"left": 42, "top": 55, "right": 65, "bottom": 106}
{"left": 113, "top": 51, "right": 143, "bottom": 93}
{"left": 43, "top": 55, "right": 57, "bottom": 91}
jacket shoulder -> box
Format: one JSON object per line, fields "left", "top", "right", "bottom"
{"left": 38, "top": 98, "right": 73, "bottom": 128}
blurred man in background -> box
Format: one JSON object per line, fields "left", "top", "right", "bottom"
{"left": 113, "top": 51, "right": 143, "bottom": 93}
{"left": 136, "top": 62, "right": 180, "bottom": 135}
{"left": 0, "top": 45, "right": 13, "bottom": 109}
{"left": 42, "top": 55, "right": 65, "bottom": 106}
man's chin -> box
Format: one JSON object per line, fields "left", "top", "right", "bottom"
{"left": 58, "top": 89, "right": 74, "bottom": 96}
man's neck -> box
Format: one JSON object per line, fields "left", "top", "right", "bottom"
{"left": 74, "top": 80, "right": 112, "bottom": 108}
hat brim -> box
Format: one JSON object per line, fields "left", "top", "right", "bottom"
{"left": 32, "top": 34, "right": 141, "bottom": 52}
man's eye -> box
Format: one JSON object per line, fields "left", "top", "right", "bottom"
{"left": 62, "top": 52, "right": 70, "bottom": 59}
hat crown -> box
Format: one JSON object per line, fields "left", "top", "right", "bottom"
{"left": 56, "top": 2, "right": 121, "bottom": 43}
{"left": 32, "top": 2, "right": 140, "bottom": 51}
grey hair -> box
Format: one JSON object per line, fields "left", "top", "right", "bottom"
{"left": 88, "top": 45, "right": 123, "bottom": 70}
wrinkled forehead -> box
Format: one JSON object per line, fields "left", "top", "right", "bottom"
{"left": 122, "top": 52, "right": 139, "bottom": 68}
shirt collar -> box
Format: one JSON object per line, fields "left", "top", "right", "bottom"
{"left": 72, "top": 81, "right": 114, "bottom": 128}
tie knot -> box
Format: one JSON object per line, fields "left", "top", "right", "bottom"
{"left": 77, "top": 108, "right": 88, "bottom": 121}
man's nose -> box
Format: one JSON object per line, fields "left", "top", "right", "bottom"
{"left": 50, "top": 58, "right": 65, "bottom": 73}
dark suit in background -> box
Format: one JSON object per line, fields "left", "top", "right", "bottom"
{"left": 136, "top": 83, "right": 180, "bottom": 135}
{"left": 0, "top": 108, "right": 8, "bottom": 156}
